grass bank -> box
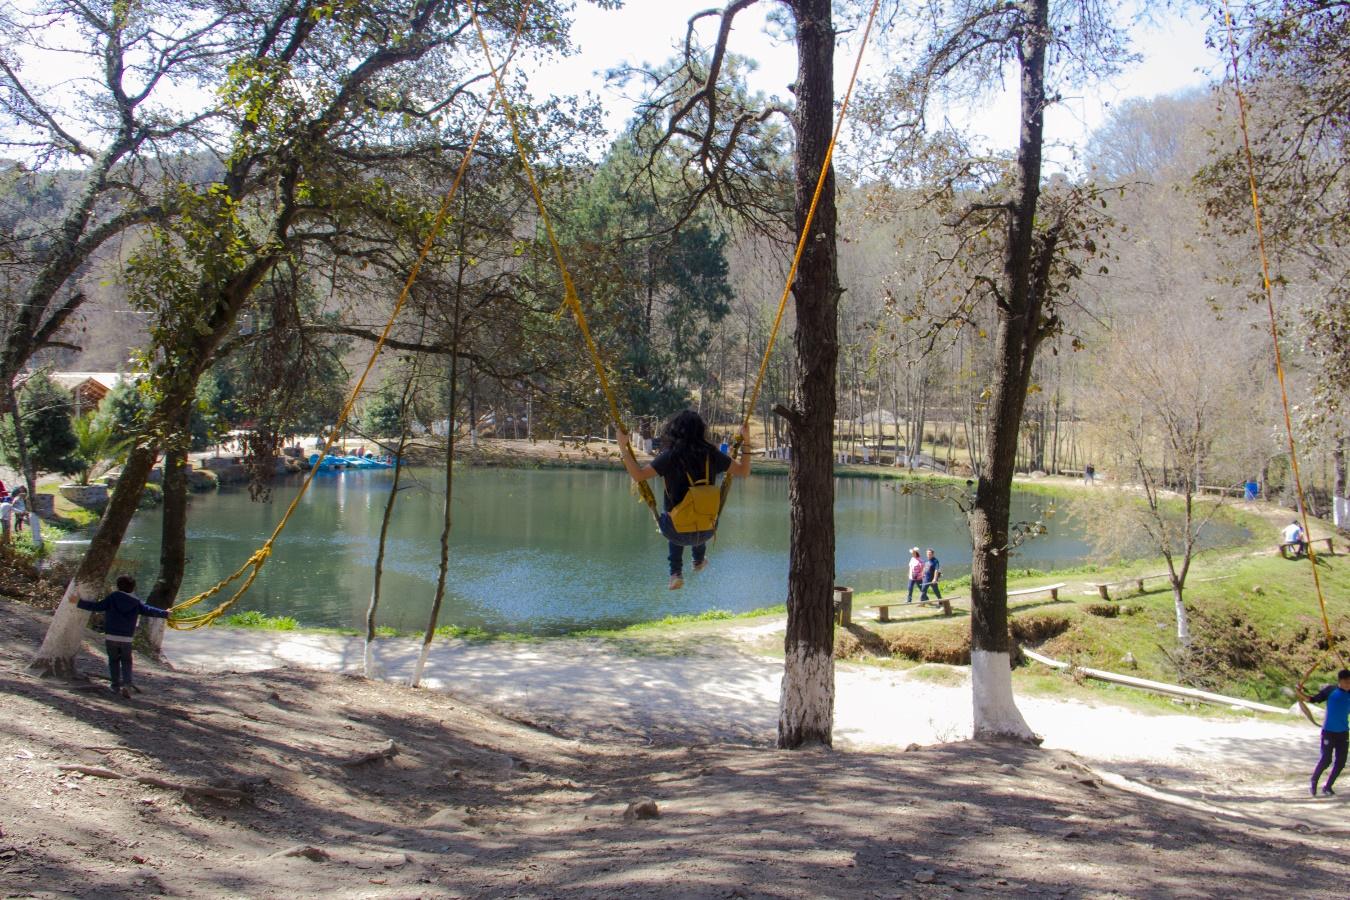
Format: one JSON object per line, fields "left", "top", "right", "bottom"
{"left": 838, "top": 548, "right": 1348, "bottom": 704}
{"left": 217, "top": 603, "right": 789, "bottom": 646}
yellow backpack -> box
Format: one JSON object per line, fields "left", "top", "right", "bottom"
{"left": 667, "top": 456, "right": 721, "bottom": 533}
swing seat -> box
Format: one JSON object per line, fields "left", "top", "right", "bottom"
{"left": 657, "top": 513, "right": 716, "bottom": 547}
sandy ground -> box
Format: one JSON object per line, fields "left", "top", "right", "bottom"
{"left": 161, "top": 616, "right": 1342, "bottom": 837}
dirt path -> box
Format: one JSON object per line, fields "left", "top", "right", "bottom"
{"left": 162, "top": 618, "right": 1331, "bottom": 826}
{"left": 5, "top": 599, "right": 1346, "bottom": 898}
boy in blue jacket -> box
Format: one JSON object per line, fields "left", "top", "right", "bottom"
{"left": 1299, "top": 668, "right": 1350, "bottom": 797}
{"left": 76, "top": 575, "right": 169, "bottom": 698}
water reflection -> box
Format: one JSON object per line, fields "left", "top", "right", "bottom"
{"left": 87, "top": 467, "right": 1219, "bottom": 634}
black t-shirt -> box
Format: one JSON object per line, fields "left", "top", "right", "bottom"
{"left": 650, "top": 443, "right": 733, "bottom": 511}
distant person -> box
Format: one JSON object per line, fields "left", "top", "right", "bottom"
{"left": 617, "top": 411, "right": 751, "bottom": 591}
{"left": 1299, "top": 669, "right": 1350, "bottom": 797}
{"left": 1282, "top": 520, "right": 1307, "bottom": 558}
{"left": 74, "top": 574, "right": 169, "bottom": 699}
{"left": 1084, "top": 463, "right": 1095, "bottom": 486}
{"left": 9, "top": 486, "right": 27, "bottom": 534}
{"left": 0, "top": 493, "right": 10, "bottom": 544}
{"left": 920, "top": 548, "right": 942, "bottom": 602}
{"left": 905, "top": 547, "right": 925, "bottom": 603}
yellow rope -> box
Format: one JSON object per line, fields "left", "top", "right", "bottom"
{"left": 168, "top": 3, "right": 536, "bottom": 628}
{"left": 468, "top": 5, "right": 660, "bottom": 515}
{"left": 718, "top": 0, "right": 882, "bottom": 514}
{"left": 1220, "top": 0, "right": 1342, "bottom": 722}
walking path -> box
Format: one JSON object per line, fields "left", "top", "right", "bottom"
{"left": 162, "top": 617, "right": 1342, "bottom": 834}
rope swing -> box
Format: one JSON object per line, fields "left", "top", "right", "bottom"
{"left": 472, "top": 0, "right": 883, "bottom": 528}
{"left": 168, "top": 0, "right": 883, "bottom": 626}
{"left": 1219, "top": 0, "right": 1342, "bottom": 723}
{"left": 168, "top": 3, "right": 537, "bottom": 628}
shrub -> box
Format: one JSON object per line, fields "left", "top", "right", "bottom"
{"left": 222, "top": 610, "right": 298, "bottom": 630}
{"left": 1, "top": 373, "right": 80, "bottom": 477}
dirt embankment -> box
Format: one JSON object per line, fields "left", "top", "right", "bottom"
{"left": 2, "top": 598, "right": 1343, "bottom": 898}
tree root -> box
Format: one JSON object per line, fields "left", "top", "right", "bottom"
{"left": 337, "top": 739, "right": 399, "bottom": 767}
{"left": 57, "top": 764, "right": 256, "bottom": 801}
{"left": 82, "top": 746, "right": 154, "bottom": 758}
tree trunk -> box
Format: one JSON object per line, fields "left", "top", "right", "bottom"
{"left": 0, "top": 134, "right": 135, "bottom": 417}
{"left": 31, "top": 445, "right": 157, "bottom": 676}
{"left": 1171, "top": 580, "right": 1191, "bottom": 645}
{"left": 1333, "top": 437, "right": 1347, "bottom": 529}
{"left": 778, "top": 0, "right": 838, "bottom": 750}
{"left": 144, "top": 431, "right": 190, "bottom": 655}
{"left": 911, "top": 377, "right": 927, "bottom": 469}
{"left": 366, "top": 376, "right": 417, "bottom": 677}
{"left": 413, "top": 233, "right": 467, "bottom": 687}
{"left": 968, "top": 331, "right": 1038, "bottom": 742}
{"left": 968, "top": 0, "right": 1051, "bottom": 744}
{"left": 3, "top": 382, "right": 39, "bottom": 497}
{"left": 1050, "top": 389, "right": 1061, "bottom": 474}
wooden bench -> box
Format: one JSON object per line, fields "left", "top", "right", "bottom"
{"left": 1007, "top": 582, "right": 1067, "bottom": 603}
{"left": 1089, "top": 573, "right": 1170, "bottom": 601}
{"left": 866, "top": 597, "right": 958, "bottom": 622}
{"left": 1279, "top": 536, "right": 1335, "bottom": 559}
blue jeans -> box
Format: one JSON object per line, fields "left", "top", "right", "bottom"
{"left": 921, "top": 579, "right": 942, "bottom": 601}
{"left": 668, "top": 542, "right": 707, "bottom": 577}
{"left": 906, "top": 578, "right": 924, "bottom": 602}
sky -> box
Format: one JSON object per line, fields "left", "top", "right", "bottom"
{"left": 7, "top": 1, "right": 1228, "bottom": 171}
{"left": 534, "top": 1, "right": 1227, "bottom": 169}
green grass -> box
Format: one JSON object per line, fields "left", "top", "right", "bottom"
{"left": 213, "top": 613, "right": 476, "bottom": 642}
{"left": 843, "top": 549, "right": 1350, "bottom": 705}
{"left": 37, "top": 486, "right": 102, "bottom": 530}
{"left": 433, "top": 623, "right": 511, "bottom": 641}
{"left": 565, "top": 603, "right": 787, "bottom": 639}
{"left": 907, "top": 663, "right": 967, "bottom": 686}
{"left": 221, "top": 610, "right": 298, "bottom": 630}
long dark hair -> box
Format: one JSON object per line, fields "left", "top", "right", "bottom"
{"left": 659, "top": 409, "right": 714, "bottom": 453}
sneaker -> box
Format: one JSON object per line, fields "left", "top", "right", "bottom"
{"left": 1323, "top": 786, "right": 1336, "bottom": 796}
{"left": 693, "top": 559, "right": 708, "bottom": 573}
{"left": 669, "top": 575, "right": 684, "bottom": 591}
{"left": 1311, "top": 778, "right": 1320, "bottom": 797}
{"left": 109, "top": 684, "right": 121, "bottom": 696}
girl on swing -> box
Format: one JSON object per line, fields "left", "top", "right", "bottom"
{"left": 618, "top": 411, "right": 752, "bottom": 590}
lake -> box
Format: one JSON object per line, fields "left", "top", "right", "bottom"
{"left": 79, "top": 467, "right": 1137, "bottom": 633}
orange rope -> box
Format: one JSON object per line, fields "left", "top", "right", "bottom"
{"left": 718, "top": 0, "right": 883, "bottom": 513}
{"left": 1219, "top": 0, "right": 1341, "bottom": 721}
{"left": 168, "top": 2, "right": 537, "bottom": 627}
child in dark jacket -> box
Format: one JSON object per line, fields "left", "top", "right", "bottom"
{"left": 76, "top": 575, "right": 169, "bottom": 698}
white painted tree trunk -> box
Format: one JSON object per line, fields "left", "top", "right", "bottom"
{"left": 778, "top": 644, "right": 834, "bottom": 746}
{"left": 143, "top": 616, "right": 165, "bottom": 655}
{"left": 1172, "top": 585, "right": 1191, "bottom": 645}
{"left": 411, "top": 639, "right": 433, "bottom": 688}
{"left": 971, "top": 650, "right": 1039, "bottom": 742}
{"left": 1335, "top": 495, "right": 1348, "bottom": 530}
{"left": 29, "top": 515, "right": 42, "bottom": 549}
{"left": 31, "top": 577, "right": 101, "bottom": 677}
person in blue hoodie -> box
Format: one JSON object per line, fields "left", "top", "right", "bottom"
{"left": 76, "top": 575, "right": 169, "bottom": 698}
{"left": 1299, "top": 668, "right": 1350, "bottom": 797}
